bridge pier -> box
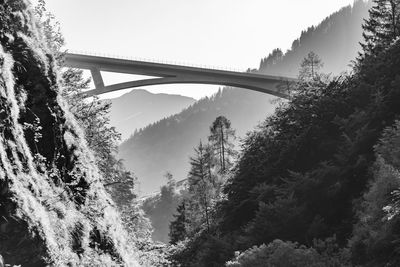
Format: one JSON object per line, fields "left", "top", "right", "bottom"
{"left": 90, "top": 68, "right": 105, "bottom": 90}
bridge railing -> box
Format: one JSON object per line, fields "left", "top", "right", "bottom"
{"left": 67, "top": 50, "right": 246, "bottom": 73}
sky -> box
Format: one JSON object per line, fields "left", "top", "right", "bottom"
{"left": 43, "top": 0, "right": 357, "bottom": 99}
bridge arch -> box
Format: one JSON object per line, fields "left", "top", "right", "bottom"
{"left": 64, "top": 53, "right": 295, "bottom": 99}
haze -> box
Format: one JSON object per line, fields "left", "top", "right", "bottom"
{"left": 44, "top": 0, "right": 357, "bottom": 99}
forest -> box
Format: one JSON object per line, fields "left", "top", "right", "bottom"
{"left": 1, "top": 0, "right": 400, "bottom": 266}
{"left": 119, "top": 0, "right": 371, "bottom": 195}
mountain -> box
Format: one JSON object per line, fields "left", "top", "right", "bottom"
{"left": 108, "top": 89, "right": 195, "bottom": 140}
{"left": 169, "top": 4, "right": 400, "bottom": 265}
{"left": 119, "top": 0, "right": 371, "bottom": 195}
{"left": 258, "top": 0, "right": 371, "bottom": 77}
{"left": 120, "top": 88, "right": 277, "bottom": 194}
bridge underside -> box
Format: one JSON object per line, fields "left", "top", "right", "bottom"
{"left": 64, "top": 53, "right": 295, "bottom": 99}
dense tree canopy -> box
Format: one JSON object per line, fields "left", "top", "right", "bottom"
{"left": 168, "top": 1, "right": 400, "bottom": 264}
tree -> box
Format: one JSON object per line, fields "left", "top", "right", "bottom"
{"left": 141, "top": 172, "right": 180, "bottom": 243}
{"left": 34, "top": 1, "right": 138, "bottom": 205}
{"left": 361, "top": 0, "right": 400, "bottom": 56}
{"left": 299, "top": 51, "right": 324, "bottom": 81}
{"left": 33, "top": 0, "right": 150, "bottom": 253}
{"left": 208, "top": 116, "right": 236, "bottom": 174}
{"left": 169, "top": 200, "right": 188, "bottom": 244}
{"left": 0, "top": 1, "right": 141, "bottom": 264}
{"left": 259, "top": 48, "right": 284, "bottom": 72}
{"left": 349, "top": 121, "right": 400, "bottom": 265}
{"left": 187, "top": 141, "right": 214, "bottom": 232}
{"left": 226, "top": 239, "right": 350, "bottom": 267}
{"left": 34, "top": 0, "right": 65, "bottom": 59}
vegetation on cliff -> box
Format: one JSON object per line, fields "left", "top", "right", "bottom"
{"left": 0, "top": 0, "right": 139, "bottom": 265}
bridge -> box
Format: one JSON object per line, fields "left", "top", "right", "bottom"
{"left": 64, "top": 53, "right": 296, "bottom": 99}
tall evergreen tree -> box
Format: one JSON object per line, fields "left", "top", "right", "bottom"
{"left": 142, "top": 172, "right": 179, "bottom": 243}
{"left": 187, "top": 141, "right": 214, "bottom": 232}
{"left": 259, "top": 48, "right": 284, "bottom": 72}
{"left": 362, "top": 0, "right": 400, "bottom": 55}
{"left": 208, "top": 116, "right": 236, "bottom": 174}
{"left": 169, "top": 201, "right": 188, "bottom": 244}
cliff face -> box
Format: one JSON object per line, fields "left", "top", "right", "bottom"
{"left": 0, "top": 1, "right": 138, "bottom": 265}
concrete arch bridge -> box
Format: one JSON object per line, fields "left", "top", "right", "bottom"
{"left": 64, "top": 53, "right": 296, "bottom": 99}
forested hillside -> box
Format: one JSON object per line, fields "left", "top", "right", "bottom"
{"left": 119, "top": 0, "right": 372, "bottom": 195}
{"left": 0, "top": 1, "right": 139, "bottom": 265}
{"left": 167, "top": 0, "right": 400, "bottom": 265}
{"left": 4, "top": 0, "right": 400, "bottom": 266}
{"left": 119, "top": 88, "right": 276, "bottom": 194}
{"left": 258, "top": 0, "right": 372, "bottom": 76}
{"left": 108, "top": 89, "right": 195, "bottom": 140}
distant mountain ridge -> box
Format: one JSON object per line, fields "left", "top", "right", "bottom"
{"left": 120, "top": 88, "right": 278, "bottom": 194}
{"left": 258, "top": 0, "right": 371, "bottom": 77}
{"left": 108, "top": 89, "right": 195, "bottom": 140}
{"left": 119, "top": 0, "right": 372, "bottom": 194}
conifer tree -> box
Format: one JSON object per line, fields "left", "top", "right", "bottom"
{"left": 259, "top": 48, "right": 284, "bottom": 72}
{"left": 169, "top": 201, "right": 188, "bottom": 244}
{"left": 187, "top": 141, "right": 214, "bottom": 232}
{"left": 208, "top": 116, "right": 236, "bottom": 174}
{"left": 362, "top": 0, "right": 400, "bottom": 55}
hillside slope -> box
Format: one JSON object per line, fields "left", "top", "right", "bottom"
{"left": 119, "top": 89, "right": 276, "bottom": 194}
{"left": 258, "top": 0, "right": 372, "bottom": 76}
{"left": 0, "top": 1, "right": 138, "bottom": 265}
{"left": 108, "top": 89, "right": 195, "bottom": 140}
{"left": 119, "top": 0, "right": 371, "bottom": 195}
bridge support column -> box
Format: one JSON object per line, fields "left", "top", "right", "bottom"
{"left": 90, "top": 68, "right": 105, "bottom": 90}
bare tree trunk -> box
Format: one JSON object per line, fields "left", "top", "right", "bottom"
{"left": 390, "top": 1, "right": 398, "bottom": 40}
{"left": 220, "top": 126, "right": 225, "bottom": 172}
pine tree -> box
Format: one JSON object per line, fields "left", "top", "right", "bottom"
{"left": 142, "top": 172, "right": 180, "bottom": 243}
{"left": 362, "top": 0, "right": 400, "bottom": 55}
{"left": 259, "top": 48, "right": 283, "bottom": 72}
{"left": 187, "top": 141, "right": 214, "bottom": 232}
{"left": 169, "top": 201, "right": 188, "bottom": 244}
{"left": 208, "top": 116, "right": 236, "bottom": 174}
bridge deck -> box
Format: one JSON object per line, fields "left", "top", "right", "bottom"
{"left": 64, "top": 53, "right": 295, "bottom": 98}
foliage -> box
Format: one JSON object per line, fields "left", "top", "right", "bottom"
{"left": 259, "top": 0, "right": 372, "bottom": 76}
{"left": 168, "top": 2, "right": 400, "bottom": 263}
{"left": 298, "top": 51, "right": 324, "bottom": 81}
{"left": 62, "top": 77, "right": 138, "bottom": 206}
{"left": 59, "top": 57, "right": 137, "bottom": 209}
{"left": 34, "top": 0, "right": 65, "bottom": 58}
{"left": 142, "top": 173, "right": 181, "bottom": 243}
{"left": 209, "top": 116, "right": 237, "bottom": 174}
{"left": 259, "top": 48, "right": 284, "bottom": 73}
{"left": 0, "top": 0, "right": 139, "bottom": 265}
{"left": 169, "top": 200, "right": 189, "bottom": 245}
{"left": 119, "top": 86, "right": 278, "bottom": 194}
{"left": 35, "top": 0, "right": 144, "bottom": 247}
{"left": 349, "top": 120, "right": 400, "bottom": 265}
{"left": 170, "top": 116, "right": 237, "bottom": 235}
{"left": 35, "top": 0, "right": 137, "bottom": 206}
{"left": 226, "top": 238, "right": 350, "bottom": 267}
{"left": 168, "top": 229, "right": 234, "bottom": 267}
{"left": 186, "top": 142, "right": 216, "bottom": 232}
{"left": 361, "top": 0, "right": 400, "bottom": 57}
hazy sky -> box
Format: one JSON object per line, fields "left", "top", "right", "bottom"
{"left": 43, "top": 0, "right": 357, "bottom": 99}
